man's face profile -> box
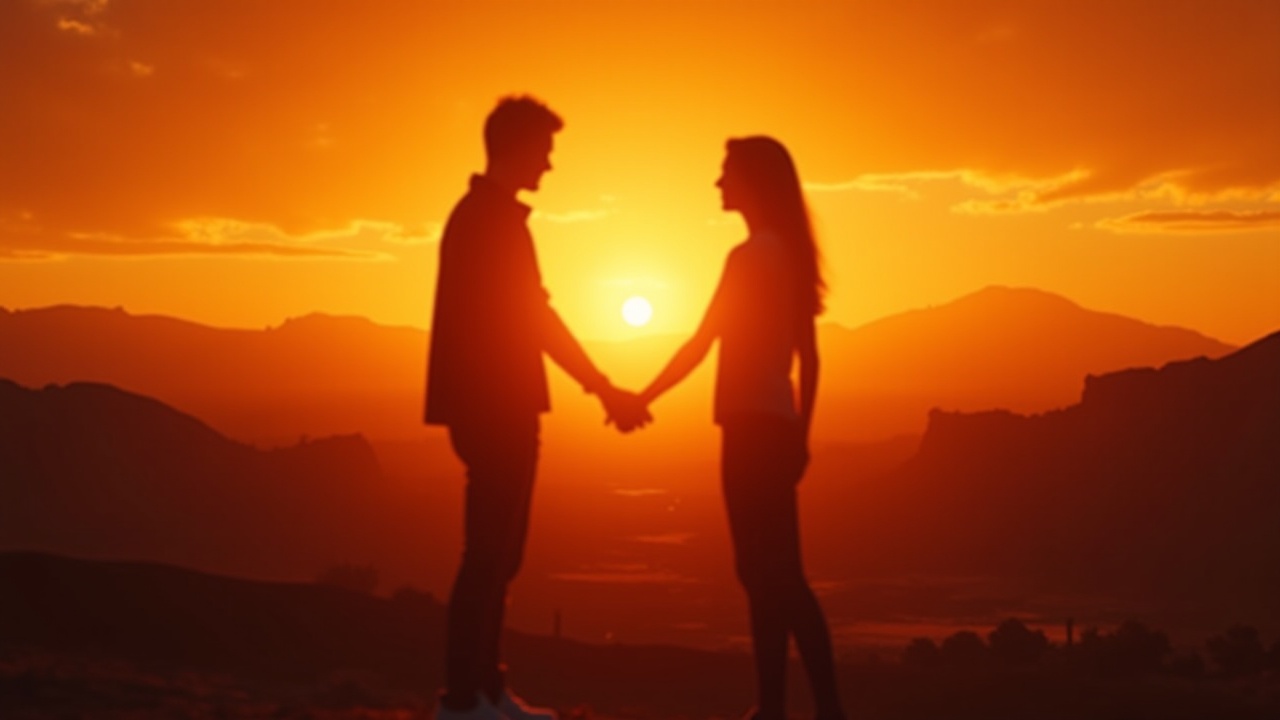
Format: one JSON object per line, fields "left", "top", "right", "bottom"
{"left": 511, "top": 133, "right": 554, "bottom": 192}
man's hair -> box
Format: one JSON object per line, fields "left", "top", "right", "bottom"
{"left": 484, "top": 95, "right": 563, "bottom": 159}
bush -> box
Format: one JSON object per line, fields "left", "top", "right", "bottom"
{"left": 1207, "top": 625, "right": 1267, "bottom": 678}
{"left": 940, "top": 630, "right": 988, "bottom": 666}
{"left": 988, "top": 618, "right": 1049, "bottom": 665}
{"left": 1167, "top": 650, "right": 1205, "bottom": 679}
{"left": 903, "top": 637, "right": 941, "bottom": 667}
{"left": 1078, "top": 620, "right": 1170, "bottom": 677}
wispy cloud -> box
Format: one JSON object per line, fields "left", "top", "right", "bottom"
{"left": 0, "top": 216, "right": 440, "bottom": 262}
{"left": 166, "top": 216, "right": 435, "bottom": 255}
{"left": 814, "top": 168, "right": 1280, "bottom": 235}
{"left": 370, "top": 220, "right": 441, "bottom": 246}
{"left": 51, "top": 233, "right": 378, "bottom": 260}
{"left": 805, "top": 169, "right": 1088, "bottom": 206}
{"left": 0, "top": 248, "right": 48, "bottom": 261}
{"left": 1097, "top": 209, "right": 1280, "bottom": 234}
{"left": 805, "top": 175, "right": 921, "bottom": 197}
{"left": 45, "top": 0, "right": 111, "bottom": 37}
{"left": 954, "top": 169, "right": 1280, "bottom": 216}
{"left": 55, "top": 17, "right": 95, "bottom": 35}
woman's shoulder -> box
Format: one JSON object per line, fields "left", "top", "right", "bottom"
{"left": 733, "top": 232, "right": 794, "bottom": 267}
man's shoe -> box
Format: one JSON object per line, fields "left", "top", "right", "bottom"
{"left": 433, "top": 695, "right": 504, "bottom": 720}
{"left": 496, "top": 689, "right": 557, "bottom": 720}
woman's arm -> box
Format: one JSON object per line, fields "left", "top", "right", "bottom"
{"left": 639, "top": 326, "right": 716, "bottom": 407}
{"left": 639, "top": 259, "right": 733, "bottom": 406}
{"left": 797, "top": 313, "right": 819, "bottom": 444}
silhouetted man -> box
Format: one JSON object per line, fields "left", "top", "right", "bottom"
{"left": 425, "top": 95, "right": 648, "bottom": 720}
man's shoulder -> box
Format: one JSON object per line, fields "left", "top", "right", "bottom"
{"left": 442, "top": 191, "right": 500, "bottom": 242}
{"left": 445, "top": 183, "right": 527, "bottom": 234}
{"left": 447, "top": 186, "right": 488, "bottom": 221}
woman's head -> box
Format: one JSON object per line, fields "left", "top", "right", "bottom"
{"left": 717, "top": 136, "right": 826, "bottom": 315}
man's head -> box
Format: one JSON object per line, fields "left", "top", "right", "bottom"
{"left": 484, "top": 95, "right": 563, "bottom": 192}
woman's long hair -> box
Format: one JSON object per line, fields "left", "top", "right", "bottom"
{"left": 726, "top": 136, "right": 826, "bottom": 316}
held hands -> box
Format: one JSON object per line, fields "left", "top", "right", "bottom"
{"left": 597, "top": 385, "right": 653, "bottom": 433}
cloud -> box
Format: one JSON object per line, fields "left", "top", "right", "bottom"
{"left": 302, "top": 219, "right": 439, "bottom": 246}
{"left": 0, "top": 248, "right": 48, "bottom": 261}
{"left": 805, "top": 175, "right": 929, "bottom": 197}
{"left": 21, "top": 233, "right": 379, "bottom": 261}
{"left": 1097, "top": 210, "right": 1280, "bottom": 234}
{"left": 951, "top": 170, "right": 1280, "bottom": 225}
{"left": 793, "top": 4, "right": 1280, "bottom": 208}
{"left": 167, "top": 216, "right": 434, "bottom": 255}
{"left": 55, "top": 17, "right": 95, "bottom": 35}
{"left": 44, "top": 0, "right": 111, "bottom": 37}
{"left": 0, "top": 216, "right": 440, "bottom": 261}
{"left": 808, "top": 169, "right": 1090, "bottom": 207}
{"left": 4, "top": 0, "right": 1278, "bottom": 253}
{"left": 810, "top": 167, "right": 1280, "bottom": 236}
{"left": 815, "top": 167, "right": 1280, "bottom": 229}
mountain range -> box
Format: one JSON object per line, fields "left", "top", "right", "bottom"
{"left": 0, "top": 379, "right": 433, "bottom": 584}
{"left": 1, "top": 301, "right": 1275, "bottom": 648}
{"left": 0, "top": 286, "right": 1236, "bottom": 445}
{"left": 804, "top": 330, "right": 1280, "bottom": 640}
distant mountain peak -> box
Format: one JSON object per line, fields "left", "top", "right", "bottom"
{"left": 957, "top": 285, "right": 1082, "bottom": 309}
{"left": 1225, "top": 328, "right": 1280, "bottom": 365}
{"left": 274, "top": 313, "right": 380, "bottom": 332}
{"left": 862, "top": 285, "right": 1233, "bottom": 350}
{"left": 0, "top": 379, "right": 229, "bottom": 446}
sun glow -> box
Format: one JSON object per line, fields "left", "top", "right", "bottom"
{"left": 621, "top": 296, "right": 653, "bottom": 327}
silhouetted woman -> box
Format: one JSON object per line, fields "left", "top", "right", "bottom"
{"left": 639, "top": 136, "right": 845, "bottom": 720}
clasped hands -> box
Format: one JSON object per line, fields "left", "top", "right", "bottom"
{"left": 597, "top": 384, "right": 653, "bottom": 433}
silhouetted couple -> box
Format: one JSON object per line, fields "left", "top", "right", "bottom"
{"left": 425, "top": 96, "right": 845, "bottom": 720}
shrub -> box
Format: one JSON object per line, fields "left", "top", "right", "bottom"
{"left": 988, "top": 618, "right": 1049, "bottom": 665}
{"left": 940, "top": 630, "right": 988, "bottom": 666}
{"left": 903, "top": 637, "right": 941, "bottom": 667}
{"left": 1207, "top": 625, "right": 1267, "bottom": 678}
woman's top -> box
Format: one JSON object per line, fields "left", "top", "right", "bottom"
{"left": 706, "top": 230, "right": 807, "bottom": 424}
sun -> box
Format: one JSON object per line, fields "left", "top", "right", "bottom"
{"left": 621, "top": 295, "right": 653, "bottom": 327}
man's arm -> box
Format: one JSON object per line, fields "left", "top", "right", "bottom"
{"left": 542, "top": 304, "right": 609, "bottom": 394}
{"left": 542, "top": 303, "right": 652, "bottom": 431}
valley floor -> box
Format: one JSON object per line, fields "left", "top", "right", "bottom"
{"left": 5, "top": 646, "right": 1278, "bottom": 720}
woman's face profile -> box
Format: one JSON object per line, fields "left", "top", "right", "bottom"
{"left": 716, "top": 156, "right": 746, "bottom": 213}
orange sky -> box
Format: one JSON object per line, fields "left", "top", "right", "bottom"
{"left": 1, "top": 0, "right": 1277, "bottom": 344}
